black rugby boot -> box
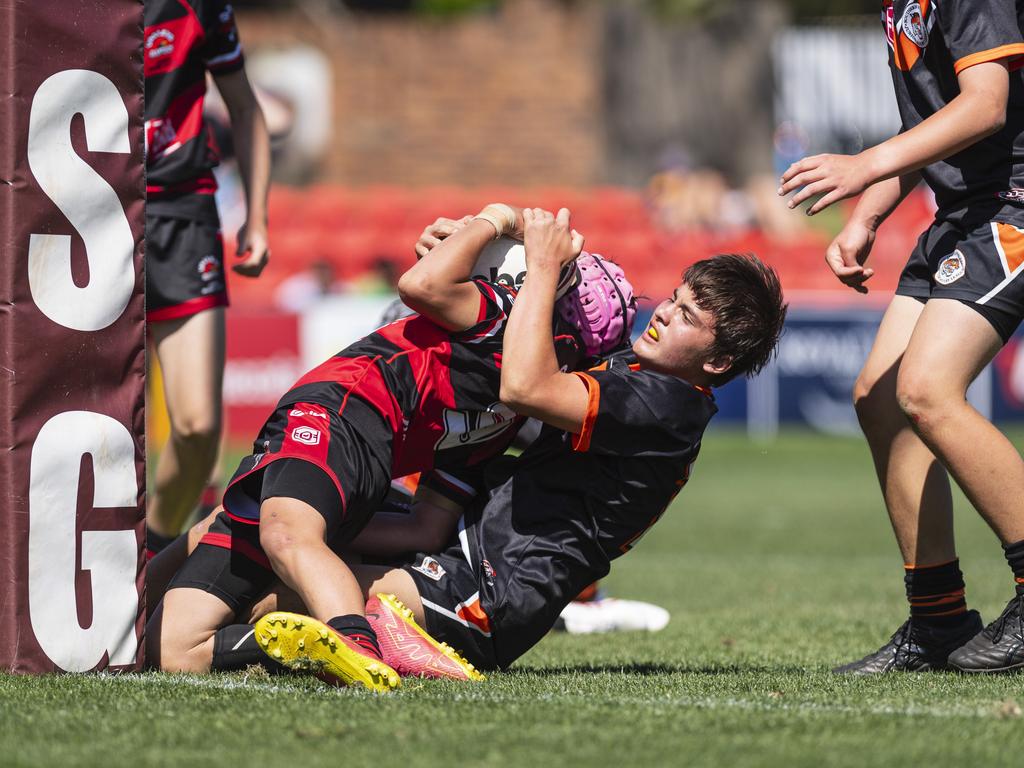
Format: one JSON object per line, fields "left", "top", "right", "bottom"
{"left": 948, "top": 595, "right": 1024, "bottom": 674}
{"left": 833, "top": 610, "right": 983, "bottom": 675}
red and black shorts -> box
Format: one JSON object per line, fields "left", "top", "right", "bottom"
{"left": 897, "top": 212, "right": 1024, "bottom": 341}
{"left": 167, "top": 384, "right": 395, "bottom": 612}
{"left": 146, "top": 194, "right": 229, "bottom": 322}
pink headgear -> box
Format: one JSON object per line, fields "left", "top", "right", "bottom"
{"left": 556, "top": 252, "right": 638, "bottom": 358}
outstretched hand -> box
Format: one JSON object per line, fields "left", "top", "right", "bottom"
{"left": 778, "top": 153, "right": 873, "bottom": 216}
{"left": 522, "top": 207, "right": 584, "bottom": 272}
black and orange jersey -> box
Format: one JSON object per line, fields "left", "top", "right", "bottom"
{"left": 277, "top": 281, "right": 584, "bottom": 479}
{"left": 882, "top": 0, "right": 1024, "bottom": 221}
{"left": 144, "top": 0, "right": 244, "bottom": 202}
{"left": 424, "top": 350, "right": 717, "bottom": 667}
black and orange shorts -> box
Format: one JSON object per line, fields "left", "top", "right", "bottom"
{"left": 897, "top": 212, "right": 1024, "bottom": 341}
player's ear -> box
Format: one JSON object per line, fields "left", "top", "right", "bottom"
{"left": 703, "top": 355, "right": 732, "bottom": 378}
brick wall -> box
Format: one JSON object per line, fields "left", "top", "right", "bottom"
{"left": 237, "top": 0, "right": 605, "bottom": 187}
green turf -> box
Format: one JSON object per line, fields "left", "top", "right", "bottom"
{"left": 5, "top": 429, "right": 1024, "bottom": 767}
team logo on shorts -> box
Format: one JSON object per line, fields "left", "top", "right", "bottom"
{"left": 198, "top": 255, "right": 222, "bottom": 282}
{"left": 935, "top": 250, "right": 966, "bottom": 285}
{"left": 900, "top": 2, "right": 928, "bottom": 48}
{"left": 291, "top": 426, "right": 321, "bottom": 446}
{"left": 412, "top": 556, "right": 446, "bottom": 582}
{"left": 997, "top": 189, "right": 1024, "bottom": 203}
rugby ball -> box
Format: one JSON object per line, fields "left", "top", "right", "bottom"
{"left": 471, "top": 236, "right": 578, "bottom": 298}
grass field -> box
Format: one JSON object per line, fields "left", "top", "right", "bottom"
{"left": 4, "top": 429, "right": 1024, "bottom": 767}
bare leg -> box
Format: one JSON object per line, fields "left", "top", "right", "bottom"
{"left": 853, "top": 296, "right": 955, "bottom": 565}
{"left": 897, "top": 299, "right": 1024, "bottom": 544}
{"left": 258, "top": 496, "right": 366, "bottom": 621}
{"left": 147, "top": 587, "right": 235, "bottom": 672}
{"left": 148, "top": 309, "right": 225, "bottom": 537}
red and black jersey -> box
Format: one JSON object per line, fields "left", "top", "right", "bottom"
{"left": 421, "top": 349, "right": 718, "bottom": 668}
{"left": 883, "top": 0, "right": 1024, "bottom": 221}
{"left": 278, "top": 281, "right": 585, "bottom": 478}
{"left": 144, "top": 0, "right": 244, "bottom": 202}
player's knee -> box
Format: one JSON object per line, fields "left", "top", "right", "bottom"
{"left": 895, "top": 368, "right": 944, "bottom": 430}
{"left": 170, "top": 411, "right": 221, "bottom": 449}
{"left": 852, "top": 367, "right": 892, "bottom": 424}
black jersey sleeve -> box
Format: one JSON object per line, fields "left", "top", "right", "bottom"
{"left": 452, "top": 280, "right": 516, "bottom": 343}
{"left": 196, "top": 0, "right": 245, "bottom": 74}
{"left": 935, "top": 0, "right": 1024, "bottom": 74}
{"left": 570, "top": 367, "right": 716, "bottom": 459}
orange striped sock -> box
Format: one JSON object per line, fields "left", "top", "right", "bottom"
{"left": 904, "top": 559, "right": 968, "bottom": 625}
{"left": 1003, "top": 539, "right": 1024, "bottom": 595}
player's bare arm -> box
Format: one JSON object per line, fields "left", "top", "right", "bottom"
{"left": 398, "top": 204, "right": 524, "bottom": 331}
{"left": 214, "top": 67, "right": 271, "bottom": 277}
{"left": 500, "top": 207, "right": 589, "bottom": 433}
{"left": 345, "top": 486, "right": 463, "bottom": 558}
{"left": 825, "top": 171, "right": 922, "bottom": 293}
{"left": 780, "top": 60, "right": 1010, "bottom": 215}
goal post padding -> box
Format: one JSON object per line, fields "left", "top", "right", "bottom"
{"left": 0, "top": 0, "right": 145, "bottom": 673}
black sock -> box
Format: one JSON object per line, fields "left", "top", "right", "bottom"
{"left": 146, "top": 527, "right": 177, "bottom": 559}
{"left": 1003, "top": 539, "right": 1024, "bottom": 595}
{"left": 904, "top": 559, "right": 969, "bottom": 627}
{"left": 211, "top": 624, "right": 286, "bottom": 673}
{"left": 327, "top": 615, "right": 382, "bottom": 659}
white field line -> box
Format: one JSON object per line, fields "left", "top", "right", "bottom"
{"left": 99, "top": 673, "right": 1015, "bottom": 720}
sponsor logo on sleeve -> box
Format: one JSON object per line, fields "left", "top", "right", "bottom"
{"left": 935, "top": 249, "right": 966, "bottom": 285}
{"left": 291, "top": 426, "right": 321, "bottom": 446}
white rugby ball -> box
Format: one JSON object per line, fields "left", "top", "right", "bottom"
{"left": 471, "top": 236, "right": 578, "bottom": 298}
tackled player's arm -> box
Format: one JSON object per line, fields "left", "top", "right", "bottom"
{"left": 398, "top": 204, "right": 524, "bottom": 332}
{"left": 213, "top": 67, "right": 272, "bottom": 276}
{"left": 346, "top": 485, "right": 464, "bottom": 558}
{"left": 500, "top": 208, "right": 590, "bottom": 434}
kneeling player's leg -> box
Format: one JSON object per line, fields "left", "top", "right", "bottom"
{"left": 896, "top": 298, "right": 1021, "bottom": 543}
{"left": 146, "top": 506, "right": 220, "bottom": 618}
{"left": 258, "top": 495, "right": 366, "bottom": 621}
{"left": 148, "top": 588, "right": 235, "bottom": 673}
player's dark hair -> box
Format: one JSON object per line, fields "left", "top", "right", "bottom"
{"left": 684, "top": 253, "right": 787, "bottom": 385}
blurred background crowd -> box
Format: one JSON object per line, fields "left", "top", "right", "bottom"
{"left": 149, "top": 0, "right": 1024, "bottom": 448}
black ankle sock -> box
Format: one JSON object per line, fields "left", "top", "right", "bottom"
{"left": 904, "top": 559, "right": 969, "bottom": 627}
{"left": 1003, "top": 539, "right": 1024, "bottom": 595}
{"left": 327, "top": 615, "right": 382, "bottom": 659}
{"left": 146, "top": 528, "right": 177, "bottom": 559}
{"left": 211, "top": 624, "right": 285, "bottom": 673}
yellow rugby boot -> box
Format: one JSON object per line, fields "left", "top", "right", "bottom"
{"left": 253, "top": 612, "right": 400, "bottom": 692}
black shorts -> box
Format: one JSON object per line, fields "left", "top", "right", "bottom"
{"left": 896, "top": 214, "right": 1024, "bottom": 341}
{"left": 167, "top": 510, "right": 273, "bottom": 612}
{"left": 146, "top": 196, "right": 228, "bottom": 322}
{"left": 222, "top": 383, "right": 393, "bottom": 542}
{"left": 402, "top": 546, "right": 499, "bottom": 671}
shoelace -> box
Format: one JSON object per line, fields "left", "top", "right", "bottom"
{"left": 987, "top": 594, "right": 1024, "bottom": 645}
